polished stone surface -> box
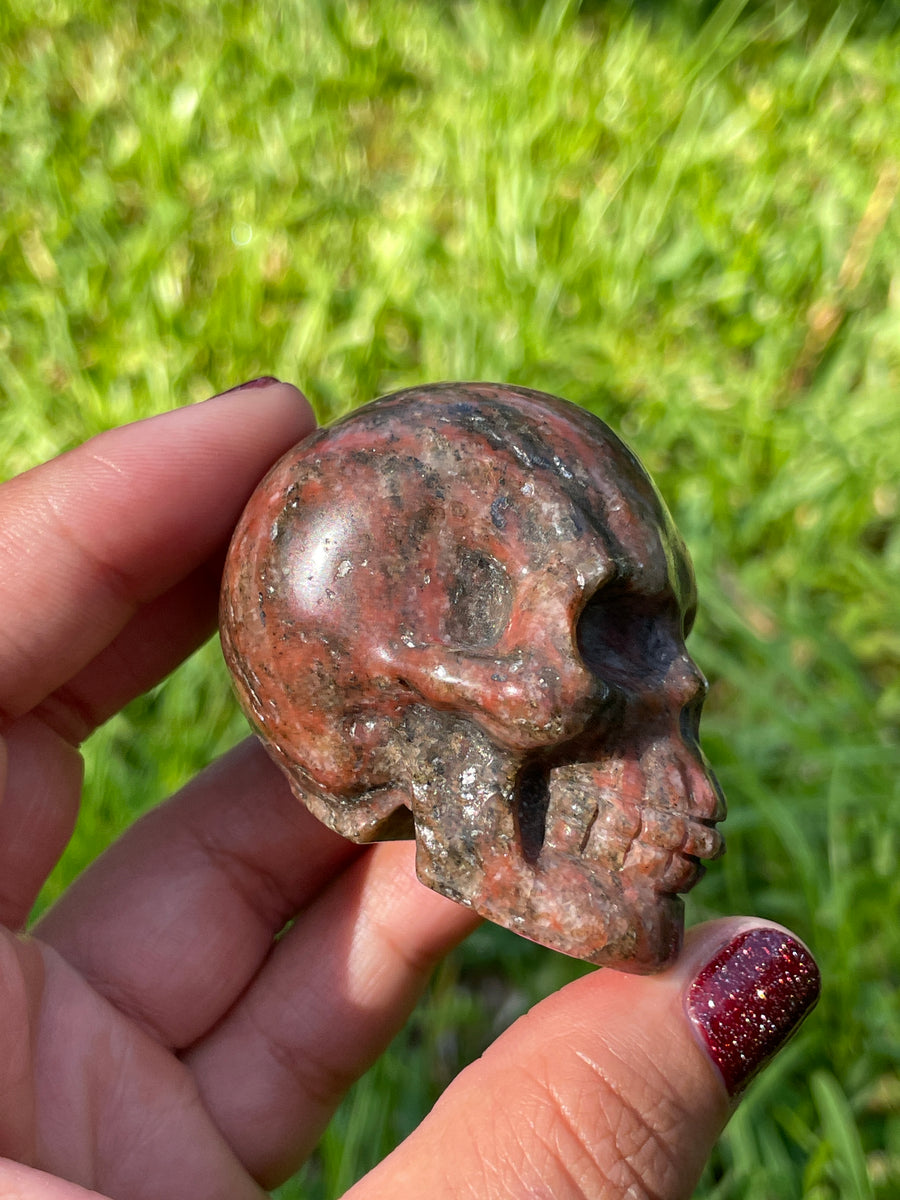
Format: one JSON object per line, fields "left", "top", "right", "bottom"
{"left": 221, "top": 383, "right": 725, "bottom": 971}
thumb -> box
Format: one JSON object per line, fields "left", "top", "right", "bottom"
{"left": 348, "top": 918, "right": 820, "bottom": 1200}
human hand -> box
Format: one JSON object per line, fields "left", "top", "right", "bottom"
{"left": 0, "top": 380, "right": 820, "bottom": 1199}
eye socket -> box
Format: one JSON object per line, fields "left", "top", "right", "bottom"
{"left": 445, "top": 548, "right": 513, "bottom": 650}
{"left": 576, "top": 584, "right": 677, "bottom": 688}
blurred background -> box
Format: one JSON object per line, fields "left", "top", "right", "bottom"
{"left": 1, "top": 1, "right": 898, "bottom": 1195}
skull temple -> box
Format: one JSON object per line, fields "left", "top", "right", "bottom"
{"left": 220, "top": 383, "right": 725, "bottom": 972}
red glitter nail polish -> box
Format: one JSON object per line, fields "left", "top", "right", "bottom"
{"left": 687, "top": 927, "right": 821, "bottom": 1097}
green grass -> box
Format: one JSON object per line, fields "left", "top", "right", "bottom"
{"left": 2, "top": 0, "right": 899, "bottom": 1195}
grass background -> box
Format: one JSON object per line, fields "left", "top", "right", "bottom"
{"left": 1, "top": 0, "right": 898, "bottom": 1195}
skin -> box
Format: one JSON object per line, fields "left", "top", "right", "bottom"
{"left": 0, "top": 381, "right": 803, "bottom": 1199}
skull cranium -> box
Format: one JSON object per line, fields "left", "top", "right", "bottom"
{"left": 221, "top": 383, "right": 725, "bottom": 972}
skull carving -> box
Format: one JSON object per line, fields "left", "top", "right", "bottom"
{"left": 221, "top": 383, "right": 725, "bottom": 972}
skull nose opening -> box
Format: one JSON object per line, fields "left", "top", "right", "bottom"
{"left": 679, "top": 695, "right": 704, "bottom": 746}
{"left": 514, "top": 758, "right": 550, "bottom": 864}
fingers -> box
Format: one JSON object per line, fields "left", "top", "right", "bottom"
{"left": 347, "top": 919, "right": 820, "bottom": 1200}
{"left": 0, "top": 1161, "right": 111, "bottom": 1199}
{"left": 0, "top": 380, "right": 313, "bottom": 735}
{"left": 0, "top": 928, "right": 267, "bottom": 1200}
{"left": 0, "top": 718, "right": 83, "bottom": 930}
{"left": 0, "top": 379, "right": 312, "bottom": 922}
{"left": 184, "top": 841, "right": 478, "bottom": 1190}
{"left": 37, "top": 739, "right": 477, "bottom": 1191}
{"left": 36, "top": 740, "right": 361, "bottom": 1047}
{"left": 29, "top": 562, "right": 223, "bottom": 746}
{"left": 0, "top": 929, "right": 41, "bottom": 1163}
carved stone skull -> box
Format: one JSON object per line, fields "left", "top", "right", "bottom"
{"left": 221, "top": 383, "right": 725, "bottom": 972}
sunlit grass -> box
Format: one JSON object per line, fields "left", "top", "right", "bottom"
{"left": 2, "top": 1, "right": 899, "bottom": 1196}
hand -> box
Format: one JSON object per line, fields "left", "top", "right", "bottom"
{"left": 0, "top": 380, "right": 820, "bottom": 1200}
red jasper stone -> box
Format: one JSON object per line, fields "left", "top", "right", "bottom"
{"left": 221, "top": 383, "right": 725, "bottom": 971}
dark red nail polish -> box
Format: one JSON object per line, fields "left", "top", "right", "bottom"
{"left": 687, "top": 927, "right": 821, "bottom": 1097}
{"left": 211, "top": 376, "right": 281, "bottom": 398}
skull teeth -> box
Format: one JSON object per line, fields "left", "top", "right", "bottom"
{"left": 640, "top": 806, "right": 724, "bottom": 860}
{"left": 589, "top": 805, "right": 724, "bottom": 863}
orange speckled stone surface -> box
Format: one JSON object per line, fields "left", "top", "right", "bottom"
{"left": 221, "top": 383, "right": 725, "bottom": 972}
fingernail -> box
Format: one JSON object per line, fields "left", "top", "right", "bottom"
{"left": 687, "top": 927, "right": 821, "bottom": 1097}
{"left": 210, "top": 376, "right": 281, "bottom": 399}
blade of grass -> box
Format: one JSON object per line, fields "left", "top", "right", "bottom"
{"left": 811, "top": 1069, "right": 875, "bottom": 1200}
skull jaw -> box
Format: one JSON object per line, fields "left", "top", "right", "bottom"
{"left": 278, "top": 706, "right": 708, "bottom": 973}
{"left": 400, "top": 710, "right": 703, "bottom": 973}
{"left": 415, "top": 840, "right": 685, "bottom": 972}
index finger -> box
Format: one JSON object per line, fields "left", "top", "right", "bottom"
{"left": 0, "top": 381, "right": 313, "bottom": 736}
